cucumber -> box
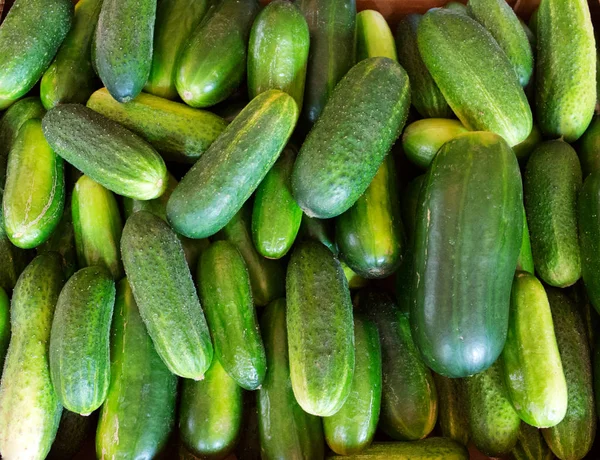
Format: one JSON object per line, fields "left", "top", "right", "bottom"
{"left": 576, "top": 115, "right": 600, "bottom": 178}
{"left": 578, "top": 172, "right": 600, "bottom": 315}
{"left": 502, "top": 272, "right": 567, "bottom": 428}
{"left": 528, "top": 7, "right": 539, "bottom": 36}
{"left": 0, "top": 0, "right": 72, "bottom": 109}
{"left": 286, "top": 240, "right": 354, "bottom": 417}
{"left": 121, "top": 210, "right": 213, "bottom": 380}
{"left": 524, "top": 141, "right": 582, "bottom": 288}
{"left": 87, "top": 88, "right": 227, "bottom": 164}
{"left": 401, "top": 175, "right": 425, "bottom": 246}
{"left": 248, "top": 0, "right": 309, "bottom": 109}
{"left": 542, "top": 288, "right": 596, "bottom": 460}
{"left": 396, "top": 14, "right": 452, "bottom": 119}
{"left": 0, "top": 214, "right": 30, "bottom": 293}
{"left": 176, "top": 0, "right": 259, "bottom": 107}
{"left": 179, "top": 357, "right": 243, "bottom": 459}
{"left": 72, "top": 175, "right": 123, "bottom": 280}
{"left": 412, "top": 132, "right": 523, "bottom": 378}
{"left": 96, "top": 278, "right": 178, "bottom": 459}
{"left": 536, "top": 0, "right": 596, "bottom": 142}
{"left": 595, "top": 333, "right": 600, "bottom": 420}
{"left": 298, "top": 0, "right": 356, "bottom": 127}
{"left": 357, "top": 10, "right": 396, "bottom": 62}
{"left": 2, "top": 119, "right": 65, "bottom": 249}
{"left": 42, "top": 104, "right": 168, "bottom": 200}
{"left": 37, "top": 204, "right": 77, "bottom": 279}
{"left": 299, "top": 214, "right": 338, "bottom": 255}
{"left": 517, "top": 207, "right": 535, "bottom": 274}
{"left": 0, "top": 253, "right": 64, "bottom": 460}
{"left": 167, "top": 90, "right": 298, "bottom": 239}
{"left": 324, "top": 314, "right": 381, "bottom": 455}
{"left": 511, "top": 423, "right": 554, "bottom": 460}
{"left": 326, "top": 438, "right": 469, "bottom": 460}
{"left": 0, "top": 288, "right": 9, "bottom": 375}
{"left": 40, "top": 0, "right": 102, "bottom": 109}
{"left": 445, "top": 2, "right": 468, "bottom": 14}
{"left": 48, "top": 410, "right": 94, "bottom": 460}
{"left": 145, "top": 0, "right": 212, "bottom": 100}
{"left": 432, "top": 373, "right": 468, "bottom": 446}
{"left": 258, "top": 298, "right": 325, "bottom": 460}
{"left": 292, "top": 58, "right": 410, "bottom": 219}
{"left": 418, "top": 9, "right": 532, "bottom": 146}
{"left": 95, "top": 0, "right": 156, "bottom": 102}
{"left": 342, "top": 263, "right": 369, "bottom": 290}
{"left": 513, "top": 124, "right": 542, "bottom": 163}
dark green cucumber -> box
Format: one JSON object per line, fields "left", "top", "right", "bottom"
{"left": 0, "top": 0, "right": 72, "bottom": 109}
{"left": 326, "top": 438, "right": 469, "bottom": 460}
{"left": 0, "top": 253, "right": 64, "bottom": 459}
{"left": 528, "top": 7, "right": 539, "bottom": 36}
{"left": 248, "top": 0, "right": 309, "bottom": 109}
{"left": 48, "top": 410, "right": 94, "bottom": 460}
{"left": 513, "top": 124, "right": 542, "bottom": 163}
{"left": 179, "top": 357, "right": 243, "bottom": 459}
{"left": 542, "top": 288, "right": 596, "bottom": 460}
{"left": 37, "top": 204, "right": 77, "bottom": 279}
{"left": 432, "top": 373, "right": 468, "bottom": 446}
{"left": 536, "top": 0, "right": 596, "bottom": 142}
{"left": 510, "top": 423, "right": 554, "bottom": 460}
{"left": 286, "top": 240, "right": 354, "bottom": 417}
{"left": 167, "top": 90, "right": 298, "bottom": 238}
{"left": 572, "top": 282, "right": 598, "bottom": 353}
{"left": 418, "top": 9, "right": 532, "bottom": 146}
{"left": 299, "top": 214, "right": 338, "bottom": 255}
{"left": 412, "top": 132, "right": 523, "bottom": 378}
{"left": 42, "top": 104, "right": 168, "bottom": 200}
{"left": 0, "top": 288, "right": 8, "bottom": 375}
{"left": 96, "top": 278, "right": 178, "bottom": 459}
{"left": 524, "top": 141, "right": 582, "bottom": 287}
{"left": 292, "top": 57, "right": 410, "bottom": 219}
{"left": 258, "top": 298, "right": 325, "bottom": 460}
{"left": 516, "top": 206, "right": 535, "bottom": 274}
{"left": 357, "top": 10, "right": 397, "bottom": 62}
{"left": 87, "top": 88, "right": 227, "bottom": 164}
{"left": 2, "top": 119, "right": 65, "bottom": 249}
{"left": 72, "top": 175, "right": 123, "bottom": 280}
{"left": 40, "top": 0, "right": 102, "bottom": 109}
{"left": 580, "top": 172, "right": 600, "bottom": 315}
{"left": 576, "top": 115, "right": 600, "bottom": 178}
{"left": 401, "top": 175, "right": 425, "bottom": 246}
{"left": 121, "top": 211, "right": 213, "bottom": 380}
{"left": 95, "top": 0, "right": 156, "bottom": 102}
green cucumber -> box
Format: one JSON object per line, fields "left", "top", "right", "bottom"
{"left": 258, "top": 298, "right": 325, "bottom": 460}
{"left": 176, "top": 0, "right": 259, "bottom": 107}
{"left": 0, "top": 213, "right": 30, "bottom": 293}
{"left": 0, "top": 0, "right": 72, "bottom": 109}
{"left": 42, "top": 104, "right": 168, "bottom": 200}
{"left": 513, "top": 124, "right": 542, "bottom": 163}
{"left": 95, "top": 0, "right": 156, "bottom": 102}
{"left": 324, "top": 315, "right": 381, "bottom": 455}
{"left": 580, "top": 172, "right": 600, "bottom": 315}
{"left": 536, "top": 0, "right": 596, "bottom": 142}
{"left": 576, "top": 115, "right": 600, "bottom": 178}
{"left": 48, "top": 410, "right": 94, "bottom": 460}
{"left": 292, "top": 57, "right": 410, "bottom": 219}
{"left": 357, "top": 10, "right": 396, "bottom": 62}
{"left": 542, "top": 288, "right": 596, "bottom": 460}
{"left": 121, "top": 210, "right": 213, "bottom": 380}
{"left": 445, "top": 2, "right": 468, "bottom": 14}
{"left": 342, "top": 263, "right": 369, "bottom": 290}
{"left": 248, "top": 0, "right": 309, "bottom": 109}
{"left": 96, "top": 278, "right": 178, "bottom": 459}
{"left": 167, "top": 90, "right": 298, "bottom": 238}
{"left": 401, "top": 175, "right": 425, "bottom": 246}
{"left": 72, "top": 175, "right": 123, "bottom": 280}
{"left": 87, "top": 88, "right": 227, "bottom": 164}
{"left": 528, "top": 7, "right": 539, "bottom": 36}
{"left": 432, "top": 373, "right": 469, "bottom": 446}
{"left": 0, "top": 288, "right": 9, "bottom": 375}
{"left": 38, "top": 204, "right": 77, "bottom": 279}
{"left": 520, "top": 19, "right": 537, "bottom": 50}
{"left": 299, "top": 214, "right": 338, "bottom": 255}
{"left": 412, "top": 132, "right": 523, "bottom": 378}
{"left": 517, "top": 206, "right": 535, "bottom": 274}
{"left": 572, "top": 282, "right": 598, "bottom": 353}
{"left": 326, "top": 438, "right": 469, "bottom": 460}
{"left": 524, "top": 141, "right": 582, "bottom": 288}
{"left": 2, "top": 119, "right": 64, "bottom": 249}
{"left": 0, "top": 253, "right": 64, "bottom": 460}
{"left": 40, "top": 0, "right": 102, "bottom": 109}
{"left": 418, "top": 9, "right": 532, "bottom": 146}
{"left": 510, "top": 423, "right": 554, "bottom": 460}
{"left": 286, "top": 240, "right": 354, "bottom": 417}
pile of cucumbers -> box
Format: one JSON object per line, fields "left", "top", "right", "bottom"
{"left": 0, "top": 0, "right": 597, "bottom": 458}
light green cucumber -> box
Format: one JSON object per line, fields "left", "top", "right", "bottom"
{"left": 432, "top": 373, "right": 469, "bottom": 446}
{"left": 326, "top": 438, "right": 469, "bottom": 460}
{"left": 357, "top": 10, "right": 397, "bottom": 62}
{"left": 517, "top": 206, "right": 535, "bottom": 274}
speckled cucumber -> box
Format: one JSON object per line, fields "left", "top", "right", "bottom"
{"left": 326, "top": 438, "right": 469, "bottom": 460}
{"left": 579, "top": 172, "right": 600, "bottom": 315}
{"left": 510, "top": 423, "right": 554, "bottom": 460}
{"left": 432, "top": 373, "right": 468, "bottom": 446}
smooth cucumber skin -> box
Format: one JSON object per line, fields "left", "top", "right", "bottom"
{"left": 0, "top": 253, "right": 64, "bottom": 460}
{"left": 511, "top": 423, "right": 555, "bottom": 460}
{"left": 87, "top": 88, "right": 227, "bottom": 164}
{"left": 418, "top": 9, "right": 532, "bottom": 146}
{"left": 121, "top": 211, "right": 213, "bottom": 380}
{"left": 72, "top": 175, "right": 123, "bottom": 280}
{"left": 292, "top": 57, "right": 410, "bottom": 219}
{"left": 576, "top": 115, "right": 600, "bottom": 178}
{"left": 0, "top": 288, "right": 9, "bottom": 375}
{"left": 0, "top": 0, "right": 72, "bottom": 109}
{"left": 95, "top": 0, "right": 156, "bottom": 102}
{"left": 357, "top": 10, "right": 396, "bottom": 62}
{"left": 401, "top": 175, "right": 425, "bottom": 247}
{"left": 502, "top": 272, "right": 567, "bottom": 428}
{"left": 40, "top": 0, "right": 102, "bottom": 109}
{"left": 252, "top": 145, "right": 302, "bottom": 259}
{"left": 325, "top": 438, "right": 469, "bottom": 460}
{"left": 258, "top": 299, "right": 325, "bottom": 460}
{"left": 167, "top": 90, "right": 298, "bottom": 239}
{"left": 179, "top": 358, "right": 243, "bottom": 459}
{"left": 412, "top": 132, "right": 523, "bottom": 378}
{"left": 536, "top": 0, "right": 596, "bottom": 142}
{"left": 248, "top": 0, "right": 309, "bottom": 110}
{"left": 2, "top": 119, "right": 65, "bottom": 249}
{"left": 38, "top": 203, "right": 78, "bottom": 279}
{"left": 42, "top": 104, "right": 168, "bottom": 200}
{"left": 432, "top": 373, "right": 469, "bottom": 446}
{"left": 580, "top": 173, "right": 600, "bottom": 315}
{"left": 542, "top": 288, "right": 596, "bottom": 460}
{"left": 286, "top": 240, "right": 355, "bottom": 417}
{"left": 96, "top": 279, "right": 178, "bottom": 460}
{"left": 524, "top": 141, "right": 582, "bottom": 288}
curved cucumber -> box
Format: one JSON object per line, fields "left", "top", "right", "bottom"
{"left": 510, "top": 423, "right": 554, "bottom": 460}
{"left": 0, "top": 288, "right": 9, "bottom": 375}
{"left": 38, "top": 203, "right": 78, "bottom": 279}
{"left": 326, "top": 438, "right": 469, "bottom": 460}
{"left": 577, "top": 116, "right": 600, "bottom": 178}
{"left": 357, "top": 10, "right": 396, "bottom": 62}
{"left": 579, "top": 172, "right": 600, "bottom": 315}
{"left": 432, "top": 373, "right": 468, "bottom": 446}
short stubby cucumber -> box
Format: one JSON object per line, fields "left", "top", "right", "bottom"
{"left": 579, "top": 172, "right": 600, "bottom": 315}
{"left": 0, "top": 211, "right": 30, "bottom": 293}
{"left": 357, "top": 10, "right": 397, "bottom": 62}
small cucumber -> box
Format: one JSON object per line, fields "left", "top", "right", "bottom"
{"left": 298, "top": 214, "right": 338, "bottom": 255}
{"left": 510, "top": 423, "right": 555, "bottom": 460}
{"left": 326, "top": 438, "right": 469, "bottom": 460}
{"left": 0, "top": 287, "right": 9, "bottom": 375}
{"left": 37, "top": 204, "right": 78, "bottom": 279}
{"left": 580, "top": 172, "right": 600, "bottom": 315}
{"left": 432, "top": 373, "right": 469, "bottom": 446}
{"left": 576, "top": 115, "right": 600, "bottom": 178}
{"left": 357, "top": 10, "right": 396, "bottom": 62}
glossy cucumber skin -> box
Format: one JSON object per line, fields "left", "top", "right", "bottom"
{"left": 38, "top": 203, "right": 78, "bottom": 279}
{"left": 298, "top": 214, "right": 338, "bottom": 255}
{"left": 510, "top": 423, "right": 554, "bottom": 460}
{"left": 432, "top": 373, "right": 468, "bottom": 446}
{"left": 357, "top": 10, "right": 396, "bottom": 61}
{"left": 0, "top": 0, "right": 72, "bottom": 109}
{"left": 0, "top": 288, "right": 8, "bottom": 375}
{"left": 258, "top": 299, "right": 325, "bottom": 460}
{"left": 577, "top": 116, "right": 600, "bottom": 178}
{"left": 579, "top": 172, "right": 600, "bottom": 315}
{"left": 0, "top": 253, "right": 65, "bottom": 460}
{"left": 286, "top": 240, "right": 355, "bottom": 417}
{"left": 96, "top": 278, "right": 177, "bottom": 459}
{"left": 120, "top": 211, "right": 213, "bottom": 380}
{"left": 326, "top": 438, "right": 469, "bottom": 460}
